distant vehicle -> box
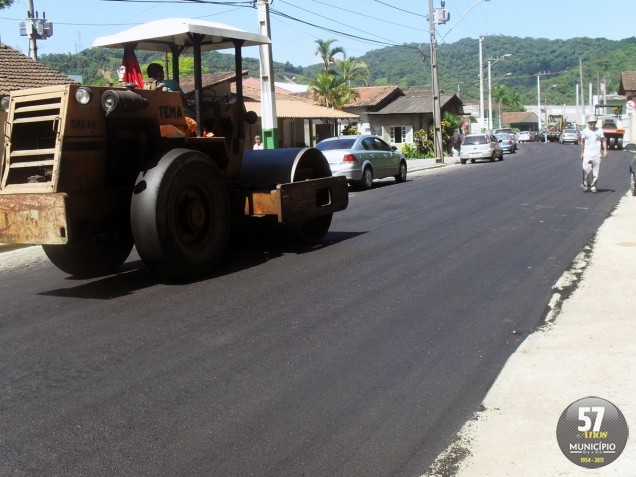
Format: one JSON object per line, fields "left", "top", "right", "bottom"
{"left": 559, "top": 128, "right": 580, "bottom": 144}
{"left": 595, "top": 104, "right": 625, "bottom": 150}
{"left": 460, "top": 134, "right": 504, "bottom": 164}
{"left": 517, "top": 131, "right": 533, "bottom": 142}
{"left": 494, "top": 128, "right": 514, "bottom": 136}
{"left": 315, "top": 135, "right": 407, "bottom": 190}
{"left": 494, "top": 132, "right": 517, "bottom": 154}
{"left": 493, "top": 127, "right": 517, "bottom": 146}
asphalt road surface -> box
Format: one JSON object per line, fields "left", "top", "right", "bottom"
{"left": 0, "top": 142, "right": 630, "bottom": 477}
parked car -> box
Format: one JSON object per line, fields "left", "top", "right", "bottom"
{"left": 494, "top": 132, "right": 516, "bottom": 154}
{"left": 559, "top": 128, "right": 580, "bottom": 144}
{"left": 315, "top": 135, "right": 407, "bottom": 190}
{"left": 626, "top": 143, "right": 636, "bottom": 196}
{"left": 460, "top": 134, "right": 504, "bottom": 164}
{"left": 494, "top": 128, "right": 514, "bottom": 135}
{"left": 517, "top": 131, "right": 533, "bottom": 142}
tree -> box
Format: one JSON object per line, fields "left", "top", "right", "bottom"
{"left": 314, "top": 39, "right": 344, "bottom": 73}
{"left": 308, "top": 70, "right": 359, "bottom": 110}
{"left": 505, "top": 89, "right": 525, "bottom": 112}
{"left": 492, "top": 85, "right": 507, "bottom": 128}
{"left": 334, "top": 56, "right": 369, "bottom": 86}
{"left": 0, "top": 0, "right": 15, "bottom": 8}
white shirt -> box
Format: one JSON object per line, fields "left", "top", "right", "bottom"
{"left": 253, "top": 142, "right": 263, "bottom": 150}
{"left": 581, "top": 127, "right": 605, "bottom": 158}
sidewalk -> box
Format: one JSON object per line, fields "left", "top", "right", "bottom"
{"left": 406, "top": 156, "right": 459, "bottom": 172}
{"left": 425, "top": 192, "right": 636, "bottom": 476}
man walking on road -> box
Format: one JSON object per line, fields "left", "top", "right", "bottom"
{"left": 580, "top": 114, "right": 607, "bottom": 192}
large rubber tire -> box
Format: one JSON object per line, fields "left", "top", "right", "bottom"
{"left": 609, "top": 137, "right": 616, "bottom": 150}
{"left": 617, "top": 138, "right": 623, "bottom": 150}
{"left": 43, "top": 237, "right": 133, "bottom": 278}
{"left": 131, "top": 149, "right": 231, "bottom": 281}
{"left": 394, "top": 161, "right": 407, "bottom": 183}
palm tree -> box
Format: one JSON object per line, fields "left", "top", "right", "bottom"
{"left": 308, "top": 70, "right": 359, "bottom": 135}
{"left": 308, "top": 70, "right": 359, "bottom": 110}
{"left": 505, "top": 89, "right": 525, "bottom": 112}
{"left": 334, "top": 57, "right": 370, "bottom": 86}
{"left": 492, "top": 85, "right": 507, "bottom": 128}
{"left": 314, "top": 39, "right": 345, "bottom": 72}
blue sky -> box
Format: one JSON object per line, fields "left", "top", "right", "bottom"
{"left": 0, "top": 0, "right": 634, "bottom": 66}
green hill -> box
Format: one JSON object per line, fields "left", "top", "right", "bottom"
{"left": 40, "top": 35, "right": 636, "bottom": 106}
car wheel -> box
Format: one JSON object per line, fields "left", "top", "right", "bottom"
{"left": 357, "top": 167, "right": 373, "bottom": 190}
{"left": 471, "top": 158, "right": 476, "bottom": 164}
{"left": 460, "top": 158, "right": 467, "bottom": 164}
{"left": 490, "top": 153, "right": 495, "bottom": 162}
{"left": 394, "top": 161, "right": 407, "bottom": 183}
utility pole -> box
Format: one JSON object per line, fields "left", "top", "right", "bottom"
{"left": 487, "top": 54, "right": 511, "bottom": 131}
{"left": 20, "top": 0, "right": 53, "bottom": 61}
{"left": 537, "top": 73, "right": 542, "bottom": 132}
{"left": 579, "top": 57, "right": 585, "bottom": 123}
{"left": 257, "top": 0, "right": 279, "bottom": 149}
{"left": 429, "top": 0, "right": 449, "bottom": 163}
{"left": 478, "top": 36, "right": 484, "bottom": 133}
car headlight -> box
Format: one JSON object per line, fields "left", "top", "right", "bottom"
{"left": 1, "top": 95, "right": 9, "bottom": 113}
{"left": 75, "top": 87, "right": 93, "bottom": 105}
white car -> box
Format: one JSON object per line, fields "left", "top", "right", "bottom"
{"left": 517, "top": 131, "right": 533, "bottom": 142}
{"left": 460, "top": 134, "right": 504, "bottom": 164}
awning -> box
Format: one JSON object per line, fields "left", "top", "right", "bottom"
{"left": 93, "top": 17, "right": 270, "bottom": 53}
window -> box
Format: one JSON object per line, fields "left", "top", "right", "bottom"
{"left": 390, "top": 126, "right": 405, "bottom": 143}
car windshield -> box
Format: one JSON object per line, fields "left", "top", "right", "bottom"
{"left": 464, "top": 135, "right": 489, "bottom": 145}
{"left": 316, "top": 139, "right": 356, "bottom": 151}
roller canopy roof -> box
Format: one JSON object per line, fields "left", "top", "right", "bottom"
{"left": 92, "top": 17, "right": 270, "bottom": 52}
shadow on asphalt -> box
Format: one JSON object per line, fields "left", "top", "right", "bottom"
{"left": 38, "top": 229, "right": 365, "bottom": 300}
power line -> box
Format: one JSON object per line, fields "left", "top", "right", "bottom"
{"left": 276, "top": 0, "right": 406, "bottom": 49}
{"left": 308, "top": 0, "right": 426, "bottom": 33}
{"left": 270, "top": 7, "right": 420, "bottom": 51}
{"left": 372, "top": 0, "right": 427, "bottom": 18}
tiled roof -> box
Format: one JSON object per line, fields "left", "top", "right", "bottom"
{"left": 0, "top": 44, "right": 77, "bottom": 95}
{"left": 371, "top": 93, "right": 459, "bottom": 114}
{"left": 502, "top": 111, "right": 539, "bottom": 124}
{"left": 243, "top": 76, "right": 297, "bottom": 96}
{"left": 245, "top": 99, "right": 358, "bottom": 120}
{"left": 179, "top": 71, "right": 244, "bottom": 97}
{"left": 618, "top": 71, "right": 636, "bottom": 95}
{"left": 344, "top": 85, "right": 403, "bottom": 107}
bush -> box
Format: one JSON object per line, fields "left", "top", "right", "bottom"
{"left": 401, "top": 143, "right": 418, "bottom": 158}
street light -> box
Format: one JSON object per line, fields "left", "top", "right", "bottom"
{"left": 487, "top": 54, "right": 511, "bottom": 130}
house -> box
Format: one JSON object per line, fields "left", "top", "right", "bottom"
{"left": 618, "top": 71, "right": 636, "bottom": 142}
{"left": 501, "top": 111, "right": 540, "bottom": 131}
{"left": 367, "top": 91, "right": 464, "bottom": 146}
{"left": 241, "top": 77, "right": 358, "bottom": 148}
{"left": 0, "top": 44, "right": 77, "bottom": 96}
{"left": 342, "top": 85, "right": 405, "bottom": 134}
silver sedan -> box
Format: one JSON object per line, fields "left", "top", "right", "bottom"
{"left": 316, "top": 135, "right": 408, "bottom": 190}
